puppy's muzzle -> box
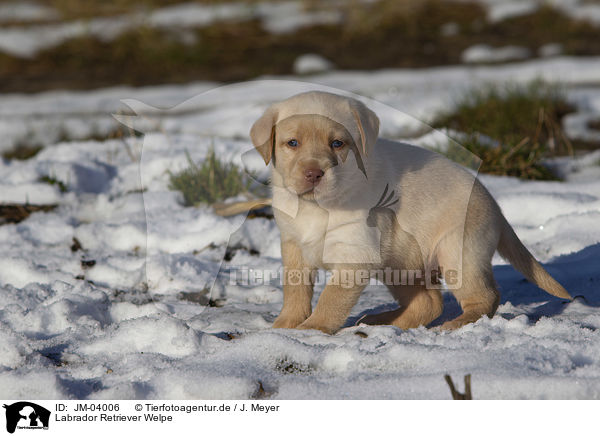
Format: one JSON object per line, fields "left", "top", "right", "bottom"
{"left": 304, "top": 168, "right": 324, "bottom": 185}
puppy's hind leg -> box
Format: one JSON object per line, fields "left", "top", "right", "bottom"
{"left": 437, "top": 239, "right": 500, "bottom": 330}
{"left": 361, "top": 285, "right": 443, "bottom": 330}
{"left": 440, "top": 265, "right": 499, "bottom": 330}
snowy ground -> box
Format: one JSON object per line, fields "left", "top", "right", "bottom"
{"left": 1, "top": 57, "right": 600, "bottom": 400}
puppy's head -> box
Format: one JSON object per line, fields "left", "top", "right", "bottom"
{"left": 250, "top": 91, "right": 380, "bottom": 201}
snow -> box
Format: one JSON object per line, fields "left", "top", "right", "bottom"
{"left": 293, "top": 54, "right": 335, "bottom": 75}
{"left": 471, "top": 0, "right": 600, "bottom": 25}
{"left": 0, "top": 1, "right": 59, "bottom": 23}
{"left": 556, "top": 1, "right": 600, "bottom": 25}
{"left": 1, "top": 60, "right": 600, "bottom": 400}
{"left": 256, "top": 2, "right": 341, "bottom": 34}
{"left": 538, "top": 43, "right": 564, "bottom": 58}
{"left": 461, "top": 44, "right": 531, "bottom": 64}
{"left": 0, "top": 16, "right": 135, "bottom": 58}
{"left": 484, "top": 1, "right": 539, "bottom": 23}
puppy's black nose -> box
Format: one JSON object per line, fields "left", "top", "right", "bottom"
{"left": 304, "top": 168, "right": 324, "bottom": 184}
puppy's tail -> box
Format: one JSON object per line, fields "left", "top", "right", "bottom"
{"left": 497, "top": 219, "right": 571, "bottom": 300}
{"left": 213, "top": 198, "right": 272, "bottom": 217}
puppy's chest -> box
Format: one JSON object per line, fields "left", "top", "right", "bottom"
{"left": 278, "top": 205, "right": 381, "bottom": 267}
{"left": 283, "top": 203, "right": 328, "bottom": 249}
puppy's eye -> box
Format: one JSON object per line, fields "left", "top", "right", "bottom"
{"left": 287, "top": 139, "right": 298, "bottom": 147}
{"left": 331, "top": 140, "right": 344, "bottom": 149}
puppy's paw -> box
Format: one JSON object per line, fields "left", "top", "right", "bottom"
{"left": 297, "top": 320, "right": 337, "bottom": 335}
{"left": 272, "top": 314, "right": 307, "bottom": 329}
{"left": 439, "top": 319, "right": 467, "bottom": 331}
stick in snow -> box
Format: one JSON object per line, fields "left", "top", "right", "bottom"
{"left": 444, "top": 374, "right": 472, "bottom": 400}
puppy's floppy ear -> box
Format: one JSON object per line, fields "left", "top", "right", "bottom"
{"left": 250, "top": 105, "right": 279, "bottom": 165}
{"left": 350, "top": 101, "right": 380, "bottom": 155}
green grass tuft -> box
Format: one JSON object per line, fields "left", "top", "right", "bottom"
{"left": 168, "top": 149, "right": 252, "bottom": 206}
{"left": 433, "top": 80, "right": 575, "bottom": 180}
{"left": 39, "top": 175, "right": 68, "bottom": 193}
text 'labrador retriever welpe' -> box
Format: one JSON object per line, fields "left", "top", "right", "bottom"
{"left": 249, "top": 91, "right": 571, "bottom": 334}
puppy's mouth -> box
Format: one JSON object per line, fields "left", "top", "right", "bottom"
{"left": 292, "top": 184, "right": 331, "bottom": 202}
{"left": 300, "top": 189, "right": 316, "bottom": 200}
{"left": 289, "top": 185, "right": 316, "bottom": 199}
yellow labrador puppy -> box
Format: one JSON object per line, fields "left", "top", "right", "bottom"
{"left": 250, "top": 91, "right": 571, "bottom": 334}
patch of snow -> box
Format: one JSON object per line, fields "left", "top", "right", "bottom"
{"left": 293, "top": 54, "right": 335, "bottom": 75}
{"left": 148, "top": 2, "right": 246, "bottom": 28}
{"left": 472, "top": 0, "right": 600, "bottom": 26}
{"left": 539, "top": 43, "right": 563, "bottom": 58}
{"left": 562, "top": 2, "right": 600, "bottom": 25}
{"left": 484, "top": 0, "right": 539, "bottom": 23}
{"left": 0, "top": 370, "right": 67, "bottom": 398}
{"left": 77, "top": 314, "right": 203, "bottom": 358}
{"left": 0, "top": 1, "right": 59, "bottom": 23}
{"left": 461, "top": 44, "right": 531, "bottom": 64}
{"left": 563, "top": 112, "right": 600, "bottom": 144}
{"left": 0, "top": 327, "right": 31, "bottom": 368}
{"left": 440, "top": 22, "right": 459, "bottom": 37}
{"left": 0, "top": 182, "right": 61, "bottom": 204}
{"left": 257, "top": 2, "right": 341, "bottom": 34}
{"left": 0, "top": 15, "right": 134, "bottom": 58}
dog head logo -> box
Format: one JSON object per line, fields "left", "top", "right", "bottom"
{"left": 3, "top": 402, "right": 50, "bottom": 434}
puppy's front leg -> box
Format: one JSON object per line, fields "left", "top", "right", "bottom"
{"left": 273, "top": 239, "right": 315, "bottom": 329}
{"left": 298, "top": 268, "right": 367, "bottom": 334}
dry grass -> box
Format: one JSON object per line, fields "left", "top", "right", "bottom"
{"left": 2, "top": 1, "right": 600, "bottom": 92}
{"left": 433, "top": 80, "right": 575, "bottom": 180}
{"left": 0, "top": 204, "right": 58, "bottom": 225}
{"left": 588, "top": 119, "right": 600, "bottom": 131}
{"left": 485, "top": 6, "right": 600, "bottom": 56}
{"left": 2, "top": 144, "right": 43, "bottom": 160}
